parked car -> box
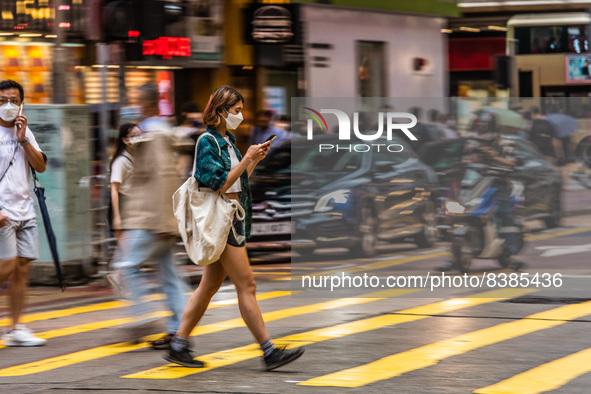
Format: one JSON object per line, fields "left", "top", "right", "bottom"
{"left": 248, "top": 139, "right": 293, "bottom": 252}
{"left": 248, "top": 136, "right": 441, "bottom": 256}
{"left": 418, "top": 135, "right": 563, "bottom": 229}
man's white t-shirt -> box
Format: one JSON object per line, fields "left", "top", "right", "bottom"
{"left": 110, "top": 150, "right": 134, "bottom": 195}
{"left": 0, "top": 125, "right": 43, "bottom": 221}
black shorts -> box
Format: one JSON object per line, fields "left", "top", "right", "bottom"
{"left": 227, "top": 215, "right": 246, "bottom": 247}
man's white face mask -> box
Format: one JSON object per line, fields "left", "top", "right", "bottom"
{"left": 0, "top": 102, "right": 20, "bottom": 122}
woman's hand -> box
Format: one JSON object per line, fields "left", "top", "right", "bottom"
{"left": 245, "top": 142, "right": 270, "bottom": 163}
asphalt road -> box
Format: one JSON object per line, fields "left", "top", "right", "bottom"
{"left": 1, "top": 215, "right": 591, "bottom": 393}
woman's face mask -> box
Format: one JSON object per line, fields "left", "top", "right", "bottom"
{"left": 0, "top": 102, "right": 20, "bottom": 122}
{"left": 224, "top": 108, "right": 243, "bottom": 130}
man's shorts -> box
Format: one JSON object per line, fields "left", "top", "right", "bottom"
{"left": 0, "top": 218, "right": 39, "bottom": 260}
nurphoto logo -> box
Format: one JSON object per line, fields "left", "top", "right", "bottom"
{"left": 303, "top": 107, "right": 418, "bottom": 152}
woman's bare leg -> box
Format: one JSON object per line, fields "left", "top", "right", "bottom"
{"left": 175, "top": 260, "right": 226, "bottom": 339}
{"left": 219, "top": 244, "right": 269, "bottom": 344}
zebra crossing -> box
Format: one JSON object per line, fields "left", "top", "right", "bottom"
{"left": 1, "top": 284, "right": 591, "bottom": 392}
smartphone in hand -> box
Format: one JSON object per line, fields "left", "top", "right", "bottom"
{"left": 264, "top": 134, "right": 277, "bottom": 143}
{"left": 16, "top": 104, "right": 23, "bottom": 129}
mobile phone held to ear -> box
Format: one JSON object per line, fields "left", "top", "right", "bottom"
{"left": 264, "top": 134, "right": 277, "bottom": 143}
{"left": 16, "top": 104, "right": 23, "bottom": 130}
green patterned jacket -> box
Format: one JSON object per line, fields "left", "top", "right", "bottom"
{"left": 194, "top": 127, "right": 252, "bottom": 238}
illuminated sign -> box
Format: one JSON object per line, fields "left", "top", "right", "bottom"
{"left": 142, "top": 37, "right": 191, "bottom": 59}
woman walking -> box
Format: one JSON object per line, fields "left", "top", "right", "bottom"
{"left": 164, "top": 86, "right": 304, "bottom": 371}
{"left": 109, "top": 123, "right": 139, "bottom": 241}
{"left": 107, "top": 123, "right": 139, "bottom": 297}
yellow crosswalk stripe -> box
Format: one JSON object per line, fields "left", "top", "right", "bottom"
{"left": 475, "top": 347, "right": 591, "bottom": 394}
{"left": 0, "top": 291, "right": 293, "bottom": 350}
{"left": 0, "top": 312, "right": 170, "bottom": 350}
{"left": 0, "top": 291, "right": 290, "bottom": 329}
{"left": 0, "top": 294, "right": 170, "bottom": 328}
{"left": 0, "top": 289, "right": 414, "bottom": 376}
{"left": 0, "top": 300, "right": 146, "bottom": 328}
{"left": 299, "top": 300, "right": 591, "bottom": 388}
{"left": 123, "top": 288, "right": 534, "bottom": 380}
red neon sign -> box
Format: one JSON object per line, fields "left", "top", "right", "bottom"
{"left": 142, "top": 37, "right": 191, "bottom": 59}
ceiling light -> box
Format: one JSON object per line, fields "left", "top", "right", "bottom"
{"left": 460, "top": 27, "right": 481, "bottom": 33}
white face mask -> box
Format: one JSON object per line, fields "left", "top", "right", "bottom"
{"left": 224, "top": 108, "right": 243, "bottom": 130}
{"left": 0, "top": 102, "right": 20, "bottom": 122}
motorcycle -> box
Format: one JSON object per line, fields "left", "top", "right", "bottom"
{"left": 444, "top": 163, "right": 525, "bottom": 273}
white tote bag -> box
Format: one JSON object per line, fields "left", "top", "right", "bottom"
{"left": 173, "top": 133, "right": 245, "bottom": 266}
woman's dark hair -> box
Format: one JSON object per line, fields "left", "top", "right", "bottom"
{"left": 110, "top": 123, "right": 136, "bottom": 171}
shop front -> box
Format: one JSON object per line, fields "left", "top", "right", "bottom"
{"left": 509, "top": 12, "right": 591, "bottom": 99}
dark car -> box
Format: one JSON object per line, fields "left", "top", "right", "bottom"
{"left": 418, "top": 136, "right": 563, "bottom": 228}
{"left": 248, "top": 139, "right": 293, "bottom": 251}
{"left": 248, "top": 136, "right": 440, "bottom": 256}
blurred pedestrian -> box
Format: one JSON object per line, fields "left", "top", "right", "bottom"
{"left": 107, "top": 123, "right": 140, "bottom": 297}
{"left": 249, "top": 109, "right": 288, "bottom": 145}
{"left": 174, "top": 102, "right": 204, "bottom": 180}
{"left": 529, "top": 107, "right": 564, "bottom": 164}
{"left": 274, "top": 114, "right": 291, "bottom": 134}
{"left": 432, "top": 112, "right": 458, "bottom": 140}
{"left": 0, "top": 80, "right": 47, "bottom": 346}
{"left": 113, "top": 83, "right": 189, "bottom": 348}
{"left": 109, "top": 123, "right": 140, "bottom": 242}
{"left": 164, "top": 86, "right": 305, "bottom": 371}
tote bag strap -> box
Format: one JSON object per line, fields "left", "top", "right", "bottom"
{"left": 191, "top": 132, "right": 222, "bottom": 176}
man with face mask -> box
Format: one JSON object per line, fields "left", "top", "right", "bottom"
{"left": 0, "top": 80, "right": 47, "bottom": 346}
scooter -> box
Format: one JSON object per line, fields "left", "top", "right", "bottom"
{"left": 444, "top": 163, "right": 525, "bottom": 273}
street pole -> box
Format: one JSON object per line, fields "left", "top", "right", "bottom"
{"left": 508, "top": 38, "right": 519, "bottom": 98}
{"left": 97, "top": 43, "right": 110, "bottom": 271}
{"left": 52, "top": 0, "right": 67, "bottom": 104}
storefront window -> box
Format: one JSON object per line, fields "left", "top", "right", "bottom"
{"left": 357, "top": 41, "right": 386, "bottom": 97}
{"left": 515, "top": 25, "right": 590, "bottom": 54}
{"left": 0, "top": 43, "right": 84, "bottom": 104}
